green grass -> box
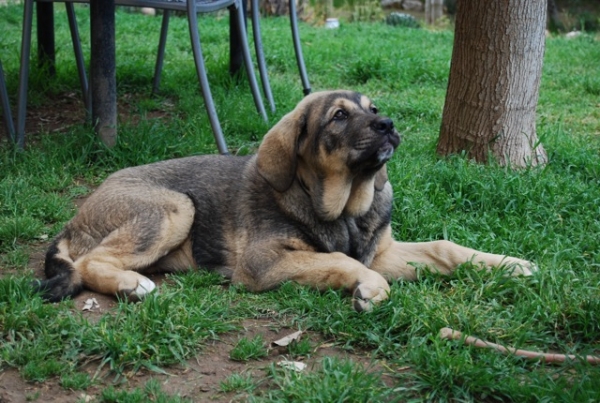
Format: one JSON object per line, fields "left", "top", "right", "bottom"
{"left": 99, "top": 379, "right": 191, "bottom": 403}
{"left": 254, "top": 357, "right": 394, "bottom": 402}
{"left": 0, "top": 273, "right": 239, "bottom": 377}
{"left": 220, "top": 372, "right": 258, "bottom": 393}
{"left": 1, "top": 3, "right": 600, "bottom": 401}
{"left": 229, "top": 335, "right": 269, "bottom": 361}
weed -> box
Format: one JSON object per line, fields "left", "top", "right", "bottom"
{"left": 220, "top": 372, "right": 257, "bottom": 393}
{"left": 100, "top": 379, "right": 191, "bottom": 403}
{"left": 254, "top": 357, "right": 393, "bottom": 402}
{"left": 230, "top": 335, "right": 269, "bottom": 362}
{"left": 60, "top": 372, "right": 93, "bottom": 391}
{"left": 287, "top": 337, "right": 313, "bottom": 358}
{"left": 25, "top": 391, "right": 40, "bottom": 402}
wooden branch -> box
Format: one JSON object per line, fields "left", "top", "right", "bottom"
{"left": 439, "top": 327, "right": 600, "bottom": 365}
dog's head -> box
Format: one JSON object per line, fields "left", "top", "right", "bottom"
{"left": 257, "top": 90, "right": 401, "bottom": 221}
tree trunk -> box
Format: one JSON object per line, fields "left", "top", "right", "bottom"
{"left": 437, "top": 0, "right": 548, "bottom": 167}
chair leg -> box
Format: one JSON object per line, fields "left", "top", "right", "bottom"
{"left": 152, "top": 10, "right": 170, "bottom": 95}
{"left": 65, "top": 2, "right": 91, "bottom": 117}
{"left": 186, "top": 1, "right": 228, "bottom": 154}
{"left": 0, "top": 60, "right": 16, "bottom": 142}
{"left": 232, "top": 1, "right": 267, "bottom": 122}
{"left": 289, "top": 0, "right": 310, "bottom": 96}
{"left": 250, "top": 0, "right": 275, "bottom": 113}
{"left": 16, "top": 0, "right": 35, "bottom": 149}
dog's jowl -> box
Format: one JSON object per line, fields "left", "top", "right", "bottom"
{"left": 35, "top": 90, "right": 536, "bottom": 311}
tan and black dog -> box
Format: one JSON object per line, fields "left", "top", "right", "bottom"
{"left": 35, "top": 90, "right": 536, "bottom": 311}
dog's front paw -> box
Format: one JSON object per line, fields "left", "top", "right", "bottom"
{"left": 502, "top": 257, "right": 538, "bottom": 277}
{"left": 352, "top": 272, "right": 390, "bottom": 312}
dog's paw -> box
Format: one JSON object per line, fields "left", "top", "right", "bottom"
{"left": 502, "top": 257, "right": 538, "bottom": 277}
{"left": 119, "top": 274, "right": 157, "bottom": 302}
{"left": 352, "top": 273, "right": 390, "bottom": 312}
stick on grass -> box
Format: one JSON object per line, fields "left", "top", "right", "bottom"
{"left": 439, "top": 327, "right": 600, "bottom": 365}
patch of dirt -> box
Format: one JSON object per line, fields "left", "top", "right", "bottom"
{"left": 1, "top": 92, "right": 85, "bottom": 144}
{"left": 0, "top": 91, "right": 172, "bottom": 146}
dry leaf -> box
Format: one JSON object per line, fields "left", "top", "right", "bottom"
{"left": 82, "top": 298, "right": 99, "bottom": 311}
{"left": 79, "top": 394, "right": 93, "bottom": 403}
{"left": 272, "top": 330, "right": 303, "bottom": 347}
{"left": 278, "top": 360, "right": 307, "bottom": 372}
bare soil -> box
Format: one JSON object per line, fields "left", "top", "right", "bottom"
{"left": 1, "top": 91, "right": 84, "bottom": 143}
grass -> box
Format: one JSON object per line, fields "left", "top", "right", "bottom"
{"left": 1, "top": 3, "right": 600, "bottom": 401}
{"left": 253, "top": 357, "right": 394, "bottom": 402}
{"left": 220, "top": 372, "right": 257, "bottom": 394}
{"left": 229, "top": 335, "right": 269, "bottom": 361}
{"left": 99, "top": 379, "right": 192, "bottom": 403}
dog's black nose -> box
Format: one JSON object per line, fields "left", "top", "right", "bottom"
{"left": 371, "top": 118, "right": 394, "bottom": 135}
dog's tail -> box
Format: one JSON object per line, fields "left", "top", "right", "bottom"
{"left": 32, "top": 235, "right": 84, "bottom": 302}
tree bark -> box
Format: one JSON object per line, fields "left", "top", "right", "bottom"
{"left": 437, "top": 0, "right": 548, "bottom": 167}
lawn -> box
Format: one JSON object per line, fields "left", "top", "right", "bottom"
{"left": 1, "top": 3, "right": 600, "bottom": 402}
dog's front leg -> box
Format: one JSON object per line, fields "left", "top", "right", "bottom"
{"left": 370, "top": 226, "right": 537, "bottom": 281}
{"left": 234, "top": 249, "right": 390, "bottom": 312}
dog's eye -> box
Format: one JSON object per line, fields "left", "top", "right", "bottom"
{"left": 333, "top": 109, "right": 348, "bottom": 121}
{"left": 370, "top": 105, "right": 378, "bottom": 114}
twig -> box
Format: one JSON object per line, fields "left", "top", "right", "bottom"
{"left": 439, "top": 327, "right": 600, "bottom": 365}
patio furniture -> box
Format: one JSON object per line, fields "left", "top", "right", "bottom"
{"left": 250, "top": 0, "right": 311, "bottom": 113}
{"left": 17, "top": 0, "right": 267, "bottom": 153}
{"left": 0, "top": 60, "right": 16, "bottom": 141}
{"left": 150, "top": 0, "right": 311, "bottom": 114}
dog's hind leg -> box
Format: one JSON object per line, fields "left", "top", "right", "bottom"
{"left": 37, "top": 189, "right": 195, "bottom": 302}
{"left": 73, "top": 194, "right": 195, "bottom": 301}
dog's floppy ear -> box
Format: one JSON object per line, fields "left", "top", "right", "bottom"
{"left": 374, "top": 166, "right": 389, "bottom": 191}
{"left": 256, "top": 111, "right": 305, "bottom": 192}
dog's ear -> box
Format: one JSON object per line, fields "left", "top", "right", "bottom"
{"left": 256, "top": 111, "right": 305, "bottom": 192}
{"left": 374, "top": 165, "right": 389, "bottom": 191}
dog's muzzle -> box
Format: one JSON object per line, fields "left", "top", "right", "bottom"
{"left": 371, "top": 118, "right": 401, "bottom": 164}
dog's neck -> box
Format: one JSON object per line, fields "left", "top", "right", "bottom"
{"left": 344, "top": 175, "right": 376, "bottom": 217}
{"left": 296, "top": 175, "right": 311, "bottom": 196}
{"left": 294, "top": 167, "right": 375, "bottom": 221}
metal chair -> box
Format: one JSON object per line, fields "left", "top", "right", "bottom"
{"left": 17, "top": 0, "right": 268, "bottom": 153}
{"left": 249, "top": 0, "right": 311, "bottom": 113}
{"left": 139, "top": 0, "right": 311, "bottom": 115}
{"left": 1, "top": 60, "right": 16, "bottom": 142}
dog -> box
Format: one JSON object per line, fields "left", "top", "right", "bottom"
{"left": 35, "top": 90, "right": 536, "bottom": 311}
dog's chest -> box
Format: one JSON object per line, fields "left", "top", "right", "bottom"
{"left": 308, "top": 217, "right": 379, "bottom": 265}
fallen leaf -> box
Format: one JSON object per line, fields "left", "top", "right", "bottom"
{"left": 82, "top": 298, "right": 99, "bottom": 311}
{"left": 272, "top": 330, "right": 303, "bottom": 347}
{"left": 278, "top": 360, "right": 307, "bottom": 372}
{"left": 79, "top": 394, "right": 93, "bottom": 403}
